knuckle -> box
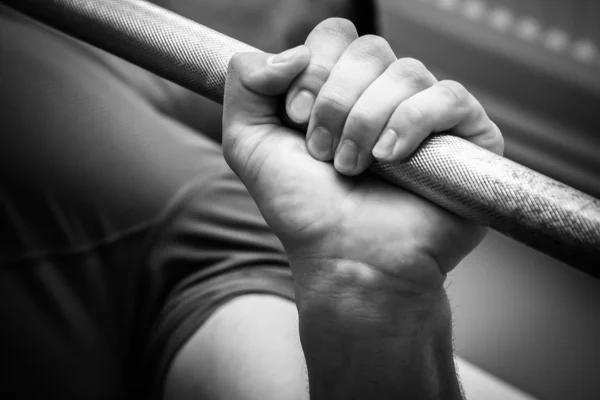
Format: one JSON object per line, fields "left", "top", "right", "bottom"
{"left": 227, "top": 52, "right": 261, "bottom": 86}
{"left": 403, "top": 103, "right": 426, "bottom": 126}
{"left": 245, "top": 67, "right": 263, "bottom": 86}
{"left": 496, "top": 134, "right": 505, "bottom": 155}
{"left": 345, "top": 106, "right": 377, "bottom": 137}
{"left": 317, "top": 18, "right": 358, "bottom": 42}
{"left": 492, "top": 137, "right": 505, "bottom": 156}
{"left": 486, "top": 121, "right": 505, "bottom": 155}
{"left": 227, "top": 53, "right": 244, "bottom": 76}
{"left": 304, "top": 61, "right": 334, "bottom": 86}
{"left": 438, "top": 80, "right": 469, "bottom": 109}
{"left": 399, "top": 57, "right": 427, "bottom": 70}
{"left": 317, "top": 90, "right": 353, "bottom": 116}
{"left": 352, "top": 34, "right": 393, "bottom": 60}
{"left": 350, "top": 106, "right": 375, "bottom": 124}
{"left": 390, "top": 58, "right": 432, "bottom": 88}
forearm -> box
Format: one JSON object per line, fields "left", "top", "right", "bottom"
{"left": 294, "top": 260, "right": 464, "bottom": 400}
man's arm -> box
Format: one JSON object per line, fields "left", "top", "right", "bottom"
{"left": 222, "top": 18, "right": 503, "bottom": 399}
{"left": 293, "top": 258, "right": 463, "bottom": 400}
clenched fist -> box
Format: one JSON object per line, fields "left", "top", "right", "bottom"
{"left": 222, "top": 17, "right": 503, "bottom": 400}
{"left": 223, "top": 18, "right": 502, "bottom": 298}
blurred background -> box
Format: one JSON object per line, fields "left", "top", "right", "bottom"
{"left": 154, "top": 1, "right": 600, "bottom": 399}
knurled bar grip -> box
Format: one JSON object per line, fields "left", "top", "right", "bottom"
{"left": 3, "top": 0, "right": 599, "bottom": 274}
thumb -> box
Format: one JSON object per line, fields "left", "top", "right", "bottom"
{"left": 223, "top": 45, "right": 310, "bottom": 130}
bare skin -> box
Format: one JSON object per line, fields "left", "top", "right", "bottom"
{"left": 221, "top": 18, "right": 504, "bottom": 399}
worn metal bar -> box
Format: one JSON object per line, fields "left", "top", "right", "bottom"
{"left": 2, "top": 0, "right": 599, "bottom": 275}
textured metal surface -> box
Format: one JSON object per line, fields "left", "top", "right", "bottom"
{"left": 2, "top": 0, "right": 600, "bottom": 274}
{"left": 371, "top": 135, "right": 600, "bottom": 270}
{"left": 0, "top": 0, "right": 259, "bottom": 104}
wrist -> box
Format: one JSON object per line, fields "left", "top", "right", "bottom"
{"left": 293, "top": 268, "right": 458, "bottom": 400}
{"left": 290, "top": 257, "right": 450, "bottom": 338}
{"left": 289, "top": 256, "right": 462, "bottom": 400}
{"left": 286, "top": 243, "right": 449, "bottom": 299}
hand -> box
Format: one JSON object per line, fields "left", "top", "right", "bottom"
{"left": 222, "top": 18, "right": 503, "bottom": 307}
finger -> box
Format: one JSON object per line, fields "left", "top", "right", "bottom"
{"left": 336, "top": 58, "right": 437, "bottom": 175}
{"left": 307, "top": 35, "right": 397, "bottom": 162}
{"left": 285, "top": 18, "right": 358, "bottom": 124}
{"left": 222, "top": 46, "right": 310, "bottom": 174}
{"left": 373, "top": 80, "right": 504, "bottom": 163}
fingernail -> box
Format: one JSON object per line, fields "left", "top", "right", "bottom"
{"left": 372, "top": 129, "right": 398, "bottom": 160}
{"left": 307, "top": 127, "right": 333, "bottom": 159}
{"left": 289, "top": 90, "right": 314, "bottom": 122}
{"left": 269, "top": 46, "right": 302, "bottom": 64}
{"left": 334, "top": 140, "right": 359, "bottom": 172}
